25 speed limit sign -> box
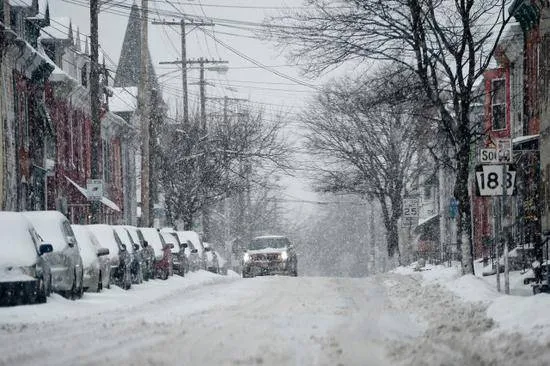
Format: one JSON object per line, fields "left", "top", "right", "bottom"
{"left": 403, "top": 198, "right": 419, "bottom": 217}
{"left": 475, "top": 165, "right": 516, "bottom": 196}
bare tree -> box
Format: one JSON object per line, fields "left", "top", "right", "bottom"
{"left": 267, "top": 0, "right": 512, "bottom": 274}
{"left": 301, "top": 66, "right": 430, "bottom": 262}
{"left": 159, "top": 107, "right": 290, "bottom": 232}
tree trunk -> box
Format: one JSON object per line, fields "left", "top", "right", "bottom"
{"left": 454, "top": 148, "right": 474, "bottom": 275}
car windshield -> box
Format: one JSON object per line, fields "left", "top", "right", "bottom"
{"left": 248, "top": 237, "right": 290, "bottom": 250}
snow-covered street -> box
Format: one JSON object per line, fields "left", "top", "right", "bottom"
{"left": 1, "top": 269, "right": 549, "bottom": 366}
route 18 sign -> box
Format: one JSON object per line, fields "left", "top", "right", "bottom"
{"left": 475, "top": 165, "right": 516, "bottom": 196}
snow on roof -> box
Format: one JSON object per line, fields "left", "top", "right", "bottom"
{"left": 11, "top": 0, "right": 33, "bottom": 6}
{"left": 139, "top": 228, "right": 165, "bottom": 259}
{"left": 21, "top": 211, "right": 70, "bottom": 252}
{"left": 112, "top": 226, "right": 135, "bottom": 253}
{"left": 160, "top": 232, "right": 180, "bottom": 253}
{"left": 176, "top": 231, "right": 203, "bottom": 254}
{"left": 71, "top": 225, "right": 98, "bottom": 268}
{"left": 512, "top": 134, "right": 539, "bottom": 145}
{"left": 41, "top": 17, "right": 71, "bottom": 40}
{"left": 86, "top": 225, "right": 121, "bottom": 261}
{"left": 0, "top": 212, "right": 40, "bottom": 268}
{"left": 122, "top": 226, "right": 141, "bottom": 246}
{"left": 110, "top": 87, "right": 138, "bottom": 113}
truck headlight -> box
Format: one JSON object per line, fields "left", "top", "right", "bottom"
{"left": 243, "top": 253, "right": 251, "bottom": 263}
{"left": 281, "top": 251, "right": 288, "bottom": 261}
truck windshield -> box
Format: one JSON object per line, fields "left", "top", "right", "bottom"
{"left": 248, "top": 237, "right": 290, "bottom": 250}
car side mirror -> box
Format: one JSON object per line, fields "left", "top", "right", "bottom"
{"left": 120, "top": 243, "right": 127, "bottom": 252}
{"left": 191, "top": 248, "right": 198, "bottom": 254}
{"left": 204, "top": 247, "right": 211, "bottom": 252}
{"left": 39, "top": 243, "right": 53, "bottom": 255}
{"left": 68, "top": 236, "right": 77, "bottom": 247}
{"left": 133, "top": 244, "right": 140, "bottom": 251}
{"left": 97, "top": 248, "right": 110, "bottom": 257}
{"left": 182, "top": 243, "right": 188, "bottom": 248}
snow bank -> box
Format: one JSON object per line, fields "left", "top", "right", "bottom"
{"left": 0, "top": 270, "right": 237, "bottom": 325}
{"left": 487, "top": 294, "right": 550, "bottom": 342}
{"left": 394, "top": 261, "right": 550, "bottom": 344}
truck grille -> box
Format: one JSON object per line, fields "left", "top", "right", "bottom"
{"left": 250, "top": 253, "right": 280, "bottom": 261}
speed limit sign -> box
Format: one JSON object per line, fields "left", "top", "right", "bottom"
{"left": 403, "top": 198, "right": 419, "bottom": 217}
{"left": 475, "top": 165, "right": 516, "bottom": 196}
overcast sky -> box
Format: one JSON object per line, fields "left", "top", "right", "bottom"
{"left": 43, "top": 0, "right": 325, "bottom": 219}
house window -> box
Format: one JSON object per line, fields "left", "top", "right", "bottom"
{"left": 103, "top": 139, "right": 111, "bottom": 184}
{"left": 81, "top": 64, "right": 88, "bottom": 87}
{"left": 491, "top": 78, "right": 506, "bottom": 130}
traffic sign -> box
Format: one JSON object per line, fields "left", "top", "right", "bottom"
{"left": 480, "top": 148, "right": 498, "bottom": 163}
{"left": 496, "top": 138, "right": 512, "bottom": 163}
{"left": 403, "top": 198, "right": 419, "bottom": 217}
{"left": 475, "top": 165, "right": 516, "bottom": 196}
{"left": 86, "top": 179, "right": 104, "bottom": 201}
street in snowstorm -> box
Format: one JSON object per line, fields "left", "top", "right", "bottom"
{"left": 0, "top": 269, "right": 548, "bottom": 366}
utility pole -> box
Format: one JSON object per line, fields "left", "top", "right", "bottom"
{"left": 159, "top": 58, "right": 228, "bottom": 130}
{"left": 89, "top": 0, "right": 101, "bottom": 223}
{"left": 139, "top": 0, "right": 150, "bottom": 227}
{"left": 153, "top": 18, "right": 214, "bottom": 125}
{"left": 207, "top": 96, "right": 247, "bottom": 250}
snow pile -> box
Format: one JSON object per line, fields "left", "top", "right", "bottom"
{"left": 0, "top": 270, "right": 236, "bottom": 325}
{"left": 487, "top": 294, "right": 550, "bottom": 342}
{"left": 394, "top": 261, "right": 550, "bottom": 345}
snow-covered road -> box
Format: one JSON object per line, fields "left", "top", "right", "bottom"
{"left": 0, "top": 270, "right": 548, "bottom": 365}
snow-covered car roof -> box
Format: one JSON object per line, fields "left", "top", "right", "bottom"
{"left": 86, "top": 225, "right": 122, "bottom": 260}
{"left": 138, "top": 228, "right": 165, "bottom": 258}
{"left": 71, "top": 225, "right": 99, "bottom": 268}
{"left": 160, "top": 232, "right": 180, "bottom": 253}
{"left": 21, "top": 210, "right": 73, "bottom": 252}
{"left": 0, "top": 212, "right": 41, "bottom": 268}
{"left": 175, "top": 231, "right": 202, "bottom": 254}
{"left": 122, "top": 226, "right": 141, "bottom": 246}
{"left": 112, "top": 226, "right": 135, "bottom": 253}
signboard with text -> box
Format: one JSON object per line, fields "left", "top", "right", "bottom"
{"left": 403, "top": 198, "right": 419, "bottom": 218}
{"left": 475, "top": 165, "right": 516, "bottom": 196}
{"left": 86, "top": 179, "right": 104, "bottom": 201}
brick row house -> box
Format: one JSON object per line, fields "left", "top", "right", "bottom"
{"left": 0, "top": 0, "right": 135, "bottom": 224}
{"left": 471, "top": 0, "right": 550, "bottom": 265}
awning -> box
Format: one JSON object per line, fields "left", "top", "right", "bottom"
{"left": 65, "top": 176, "right": 121, "bottom": 212}
{"left": 414, "top": 213, "right": 439, "bottom": 233}
{"left": 512, "top": 134, "right": 539, "bottom": 145}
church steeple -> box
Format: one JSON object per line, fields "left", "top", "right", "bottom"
{"left": 68, "top": 20, "right": 74, "bottom": 45}
{"left": 75, "top": 27, "right": 82, "bottom": 52}
{"left": 113, "top": 2, "right": 157, "bottom": 88}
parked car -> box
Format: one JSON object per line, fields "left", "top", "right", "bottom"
{"left": 22, "top": 211, "right": 84, "bottom": 299}
{"left": 242, "top": 235, "right": 298, "bottom": 278}
{"left": 71, "top": 225, "right": 110, "bottom": 292}
{"left": 113, "top": 226, "right": 142, "bottom": 284}
{"left": 138, "top": 228, "right": 172, "bottom": 280}
{"left": 160, "top": 231, "right": 187, "bottom": 276}
{"left": 0, "top": 212, "right": 53, "bottom": 306}
{"left": 176, "top": 231, "right": 205, "bottom": 271}
{"left": 174, "top": 234, "right": 201, "bottom": 272}
{"left": 123, "top": 226, "right": 151, "bottom": 281}
{"left": 87, "top": 225, "right": 132, "bottom": 290}
{"left": 203, "top": 242, "right": 220, "bottom": 274}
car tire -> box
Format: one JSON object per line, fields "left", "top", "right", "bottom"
{"left": 36, "top": 278, "right": 47, "bottom": 304}
{"left": 77, "top": 269, "right": 84, "bottom": 298}
{"left": 97, "top": 272, "right": 103, "bottom": 293}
